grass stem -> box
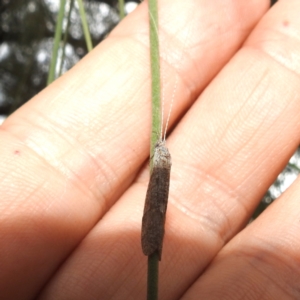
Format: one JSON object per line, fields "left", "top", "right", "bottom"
{"left": 118, "top": 0, "right": 125, "bottom": 20}
{"left": 147, "top": 253, "right": 159, "bottom": 300}
{"left": 77, "top": 0, "right": 93, "bottom": 52}
{"left": 47, "top": 0, "right": 67, "bottom": 85}
{"left": 149, "top": 0, "right": 161, "bottom": 165}
{"left": 147, "top": 0, "right": 161, "bottom": 298}
{"left": 59, "top": 0, "right": 75, "bottom": 76}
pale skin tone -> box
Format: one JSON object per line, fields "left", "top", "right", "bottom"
{"left": 1, "top": 0, "right": 300, "bottom": 299}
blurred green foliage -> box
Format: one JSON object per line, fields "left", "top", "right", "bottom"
{"left": 0, "top": 0, "right": 127, "bottom": 114}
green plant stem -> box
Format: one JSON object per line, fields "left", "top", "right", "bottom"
{"left": 47, "top": 0, "right": 67, "bottom": 85}
{"left": 59, "top": 0, "right": 75, "bottom": 76}
{"left": 288, "top": 162, "right": 300, "bottom": 173}
{"left": 147, "top": 0, "right": 161, "bottom": 299}
{"left": 147, "top": 253, "right": 159, "bottom": 300}
{"left": 149, "top": 0, "right": 161, "bottom": 166}
{"left": 77, "top": 0, "right": 93, "bottom": 52}
{"left": 118, "top": 0, "right": 125, "bottom": 20}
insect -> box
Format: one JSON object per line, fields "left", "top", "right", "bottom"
{"left": 141, "top": 140, "right": 171, "bottom": 260}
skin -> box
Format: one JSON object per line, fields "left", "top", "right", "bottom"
{"left": 0, "top": 0, "right": 300, "bottom": 299}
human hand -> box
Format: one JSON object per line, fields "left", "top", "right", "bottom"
{"left": 1, "top": 0, "right": 300, "bottom": 299}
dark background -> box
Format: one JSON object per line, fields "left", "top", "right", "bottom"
{"left": 0, "top": 0, "right": 134, "bottom": 115}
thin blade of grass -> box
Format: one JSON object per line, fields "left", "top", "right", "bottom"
{"left": 147, "top": 0, "right": 161, "bottom": 299}
{"left": 147, "top": 253, "right": 159, "bottom": 300}
{"left": 118, "top": 0, "right": 125, "bottom": 20}
{"left": 47, "top": 0, "right": 67, "bottom": 85}
{"left": 59, "top": 0, "right": 75, "bottom": 77}
{"left": 149, "top": 0, "right": 161, "bottom": 166}
{"left": 77, "top": 0, "right": 93, "bottom": 52}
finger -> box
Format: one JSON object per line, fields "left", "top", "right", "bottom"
{"left": 175, "top": 0, "right": 300, "bottom": 295}
{"left": 37, "top": 0, "right": 273, "bottom": 299}
{"left": 178, "top": 0, "right": 300, "bottom": 298}
{"left": 182, "top": 173, "right": 300, "bottom": 299}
